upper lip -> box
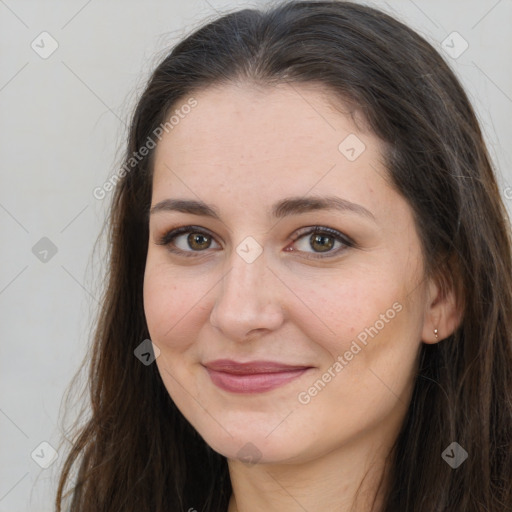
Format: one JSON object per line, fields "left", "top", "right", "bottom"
{"left": 203, "top": 359, "right": 312, "bottom": 374}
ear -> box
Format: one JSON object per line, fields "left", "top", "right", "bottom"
{"left": 421, "top": 272, "right": 463, "bottom": 344}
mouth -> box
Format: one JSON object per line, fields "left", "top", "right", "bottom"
{"left": 202, "top": 359, "right": 314, "bottom": 394}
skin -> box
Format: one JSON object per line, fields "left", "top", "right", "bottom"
{"left": 143, "top": 82, "right": 461, "bottom": 512}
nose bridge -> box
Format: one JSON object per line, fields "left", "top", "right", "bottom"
{"left": 210, "top": 243, "right": 284, "bottom": 338}
{"left": 222, "top": 231, "right": 268, "bottom": 293}
{"left": 222, "top": 245, "right": 269, "bottom": 306}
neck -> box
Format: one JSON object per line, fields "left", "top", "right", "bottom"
{"left": 226, "top": 436, "right": 392, "bottom": 512}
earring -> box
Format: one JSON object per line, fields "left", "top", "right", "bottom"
{"left": 434, "top": 328, "right": 438, "bottom": 340}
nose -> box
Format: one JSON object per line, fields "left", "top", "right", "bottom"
{"left": 209, "top": 248, "right": 285, "bottom": 342}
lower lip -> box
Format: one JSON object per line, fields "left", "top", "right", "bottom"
{"left": 205, "top": 367, "right": 311, "bottom": 393}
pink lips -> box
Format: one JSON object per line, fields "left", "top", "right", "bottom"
{"left": 203, "top": 359, "right": 312, "bottom": 394}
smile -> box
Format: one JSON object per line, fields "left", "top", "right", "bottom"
{"left": 203, "top": 360, "right": 313, "bottom": 393}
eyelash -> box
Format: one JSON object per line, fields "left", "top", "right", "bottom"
{"left": 156, "top": 225, "right": 356, "bottom": 260}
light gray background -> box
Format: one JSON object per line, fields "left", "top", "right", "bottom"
{"left": 1, "top": 1, "right": 511, "bottom": 510}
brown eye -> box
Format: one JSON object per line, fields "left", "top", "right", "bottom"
{"left": 309, "top": 233, "right": 335, "bottom": 252}
{"left": 289, "top": 226, "right": 354, "bottom": 259}
{"left": 187, "top": 232, "right": 212, "bottom": 250}
{"left": 157, "top": 226, "right": 221, "bottom": 257}
{"left": 158, "top": 225, "right": 354, "bottom": 260}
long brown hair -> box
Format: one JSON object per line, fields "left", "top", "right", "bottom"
{"left": 56, "top": 1, "right": 512, "bottom": 510}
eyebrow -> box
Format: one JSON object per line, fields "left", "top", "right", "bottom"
{"left": 149, "top": 195, "right": 376, "bottom": 222}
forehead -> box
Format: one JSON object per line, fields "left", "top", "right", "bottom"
{"left": 151, "top": 82, "right": 389, "bottom": 209}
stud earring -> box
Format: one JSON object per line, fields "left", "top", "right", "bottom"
{"left": 434, "top": 328, "right": 438, "bottom": 340}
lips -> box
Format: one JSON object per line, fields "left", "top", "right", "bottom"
{"left": 203, "top": 359, "right": 313, "bottom": 393}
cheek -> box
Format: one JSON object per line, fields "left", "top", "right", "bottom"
{"left": 290, "top": 267, "right": 404, "bottom": 357}
{"left": 296, "top": 282, "right": 421, "bottom": 431}
{"left": 294, "top": 271, "right": 424, "bottom": 411}
{"left": 143, "top": 261, "right": 206, "bottom": 352}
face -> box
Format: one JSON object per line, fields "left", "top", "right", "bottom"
{"left": 143, "top": 82, "right": 430, "bottom": 465}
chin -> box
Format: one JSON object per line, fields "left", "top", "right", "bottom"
{"left": 192, "top": 417, "right": 314, "bottom": 466}
{"left": 208, "top": 436, "right": 299, "bottom": 465}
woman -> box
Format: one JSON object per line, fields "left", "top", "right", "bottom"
{"left": 56, "top": 1, "right": 512, "bottom": 511}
